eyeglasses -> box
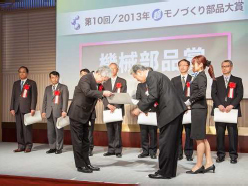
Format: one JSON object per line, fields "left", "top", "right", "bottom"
{"left": 221, "top": 65, "right": 231, "bottom": 68}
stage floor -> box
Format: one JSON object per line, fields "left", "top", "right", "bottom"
{"left": 0, "top": 142, "right": 247, "bottom": 185}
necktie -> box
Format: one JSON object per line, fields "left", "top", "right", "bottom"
{"left": 52, "top": 85, "right": 55, "bottom": 92}
{"left": 181, "top": 76, "right": 186, "bottom": 89}
{"left": 111, "top": 79, "right": 115, "bottom": 90}
{"left": 21, "top": 81, "right": 24, "bottom": 91}
{"left": 225, "top": 77, "right": 228, "bottom": 88}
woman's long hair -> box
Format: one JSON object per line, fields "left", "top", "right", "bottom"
{"left": 192, "top": 55, "right": 216, "bottom": 80}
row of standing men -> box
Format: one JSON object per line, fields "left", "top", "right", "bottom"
{"left": 10, "top": 55, "right": 243, "bottom": 178}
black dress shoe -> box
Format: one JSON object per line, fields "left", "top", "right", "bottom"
{"left": 77, "top": 167, "right": 93, "bottom": 173}
{"left": 216, "top": 157, "right": 225, "bottom": 163}
{"left": 24, "top": 148, "right": 31, "bottom": 153}
{"left": 87, "top": 165, "right": 100, "bottom": 171}
{"left": 178, "top": 155, "right": 183, "bottom": 160}
{"left": 89, "top": 150, "right": 93, "bottom": 156}
{"left": 103, "top": 152, "right": 115, "bottom": 156}
{"left": 138, "top": 153, "right": 148, "bottom": 158}
{"left": 204, "top": 164, "right": 215, "bottom": 173}
{"left": 150, "top": 154, "right": 157, "bottom": 159}
{"left": 55, "top": 149, "right": 62, "bottom": 154}
{"left": 230, "top": 159, "right": 237, "bottom": 164}
{"left": 13, "top": 148, "right": 25, "bottom": 153}
{"left": 186, "top": 156, "right": 193, "bottom": 161}
{"left": 46, "top": 149, "right": 56, "bottom": 154}
{"left": 148, "top": 173, "right": 171, "bottom": 179}
{"left": 186, "top": 166, "right": 205, "bottom": 174}
{"left": 116, "top": 153, "right": 122, "bottom": 158}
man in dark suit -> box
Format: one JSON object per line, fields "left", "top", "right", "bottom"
{"left": 171, "top": 59, "right": 194, "bottom": 161}
{"left": 211, "top": 60, "right": 243, "bottom": 164}
{"left": 10, "top": 66, "right": 38, "bottom": 153}
{"left": 131, "top": 65, "right": 187, "bottom": 179}
{"left": 42, "top": 71, "right": 69, "bottom": 154}
{"left": 68, "top": 66, "right": 113, "bottom": 173}
{"left": 102, "top": 63, "right": 127, "bottom": 158}
{"left": 80, "top": 68, "right": 96, "bottom": 156}
{"left": 136, "top": 67, "right": 157, "bottom": 159}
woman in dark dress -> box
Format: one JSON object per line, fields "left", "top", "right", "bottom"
{"left": 185, "top": 55, "right": 215, "bottom": 174}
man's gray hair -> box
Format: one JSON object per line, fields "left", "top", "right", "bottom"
{"left": 222, "top": 60, "right": 233, "bottom": 67}
{"left": 130, "top": 64, "right": 147, "bottom": 74}
{"left": 96, "top": 66, "right": 112, "bottom": 77}
{"left": 109, "top": 62, "right": 119, "bottom": 69}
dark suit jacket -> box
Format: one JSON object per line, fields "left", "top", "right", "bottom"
{"left": 137, "top": 71, "right": 187, "bottom": 129}
{"left": 211, "top": 75, "right": 243, "bottom": 117}
{"left": 102, "top": 76, "right": 127, "bottom": 116}
{"left": 68, "top": 73, "right": 103, "bottom": 124}
{"left": 136, "top": 83, "right": 157, "bottom": 112}
{"left": 171, "top": 75, "right": 192, "bottom": 102}
{"left": 189, "top": 71, "right": 207, "bottom": 109}
{"left": 10, "top": 79, "right": 38, "bottom": 114}
{"left": 42, "top": 83, "right": 69, "bottom": 118}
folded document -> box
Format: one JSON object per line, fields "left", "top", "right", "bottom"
{"left": 24, "top": 110, "right": 42, "bottom": 126}
{"left": 103, "top": 108, "right": 123, "bottom": 123}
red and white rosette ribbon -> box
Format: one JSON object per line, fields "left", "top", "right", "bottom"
{"left": 186, "top": 82, "right": 190, "bottom": 97}
{"left": 154, "top": 102, "right": 158, "bottom": 107}
{"left": 228, "top": 82, "right": 236, "bottom": 98}
{"left": 22, "top": 84, "right": 30, "bottom": 98}
{"left": 54, "top": 90, "right": 60, "bottom": 104}
{"left": 116, "top": 83, "right": 122, "bottom": 93}
{"left": 98, "top": 84, "right": 104, "bottom": 91}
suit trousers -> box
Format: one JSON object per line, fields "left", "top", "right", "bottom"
{"left": 47, "top": 111, "right": 64, "bottom": 150}
{"left": 15, "top": 110, "right": 33, "bottom": 150}
{"left": 106, "top": 121, "right": 122, "bottom": 154}
{"left": 88, "top": 119, "right": 95, "bottom": 151}
{"left": 178, "top": 124, "right": 193, "bottom": 157}
{"left": 70, "top": 118, "right": 91, "bottom": 168}
{"left": 215, "top": 122, "right": 238, "bottom": 159}
{"left": 139, "top": 124, "right": 157, "bottom": 155}
{"left": 157, "top": 113, "right": 183, "bottom": 178}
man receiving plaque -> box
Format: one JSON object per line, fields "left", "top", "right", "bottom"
{"left": 42, "top": 71, "right": 69, "bottom": 154}
{"left": 102, "top": 63, "right": 127, "bottom": 158}
{"left": 131, "top": 65, "right": 187, "bottom": 179}
{"left": 171, "top": 59, "right": 193, "bottom": 161}
{"left": 211, "top": 60, "right": 243, "bottom": 164}
{"left": 68, "top": 66, "right": 112, "bottom": 173}
{"left": 10, "top": 66, "right": 38, "bottom": 153}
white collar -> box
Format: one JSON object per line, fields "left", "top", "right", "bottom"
{"left": 21, "top": 78, "right": 27, "bottom": 83}
{"left": 180, "top": 74, "right": 188, "bottom": 80}
{"left": 52, "top": 83, "right": 59, "bottom": 89}
{"left": 111, "top": 76, "right": 117, "bottom": 81}
{"left": 223, "top": 74, "right": 231, "bottom": 79}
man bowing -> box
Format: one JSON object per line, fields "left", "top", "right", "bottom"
{"left": 131, "top": 65, "right": 187, "bottom": 179}
{"left": 68, "top": 66, "right": 113, "bottom": 173}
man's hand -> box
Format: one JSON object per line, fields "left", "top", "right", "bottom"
{"left": 225, "top": 105, "right": 234, "bottom": 113}
{"left": 62, "top": 112, "right": 67, "bottom": 118}
{"left": 218, "top": 105, "right": 225, "bottom": 112}
{"left": 31, "top": 110, "right": 35, "bottom": 116}
{"left": 10, "top": 110, "right": 15, "bottom": 116}
{"left": 132, "top": 108, "right": 142, "bottom": 116}
{"left": 107, "top": 104, "right": 116, "bottom": 113}
{"left": 103, "top": 91, "right": 113, "bottom": 97}
{"left": 42, "top": 113, "right": 46, "bottom": 119}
